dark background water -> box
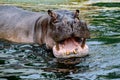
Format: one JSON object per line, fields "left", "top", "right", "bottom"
{"left": 0, "top": 0, "right": 120, "bottom": 80}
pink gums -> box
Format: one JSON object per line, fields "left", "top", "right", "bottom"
{"left": 53, "top": 38, "right": 89, "bottom": 58}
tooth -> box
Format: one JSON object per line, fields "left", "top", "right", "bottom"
{"left": 56, "top": 43, "right": 59, "bottom": 51}
{"left": 81, "top": 38, "right": 86, "bottom": 48}
{"left": 66, "top": 51, "right": 70, "bottom": 55}
{"left": 73, "top": 50, "right": 77, "bottom": 54}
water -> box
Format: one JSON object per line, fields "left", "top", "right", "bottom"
{"left": 0, "top": 0, "right": 120, "bottom": 80}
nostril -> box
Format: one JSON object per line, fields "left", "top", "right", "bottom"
{"left": 74, "top": 20, "right": 76, "bottom": 23}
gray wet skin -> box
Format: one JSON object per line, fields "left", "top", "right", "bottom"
{"left": 0, "top": 5, "right": 90, "bottom": 58}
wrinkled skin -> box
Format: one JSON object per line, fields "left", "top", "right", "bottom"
{"left": 0, "top": 6, "right": 90, "bottom": 60}
{"left": 47, "top": 10, "right": 90, "bottom": 58}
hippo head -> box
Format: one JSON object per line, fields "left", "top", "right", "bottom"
{"left": 34, "top": 10, "right": 90, "bottom": 61}
{"left": 46, "top": 10, "right": 90, "bottom": 59}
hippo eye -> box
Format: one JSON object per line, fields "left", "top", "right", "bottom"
{"left": 53, "top": 20, "right": 59, "bottom": 23}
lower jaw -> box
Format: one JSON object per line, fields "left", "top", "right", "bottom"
{"left": 53, "top": 44, "right": 89, "bottom": 58}
{"left": 53, "top": 44, "right": 89, "bottom": 65}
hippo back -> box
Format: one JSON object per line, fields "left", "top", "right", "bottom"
{"left": 0, "top": 6, "right": 43, "bottom": 43}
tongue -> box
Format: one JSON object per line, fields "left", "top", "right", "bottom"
{"left": 53, "top": 38, "right": 89, "bottom": 58}
{"left": 62, "top": 38, "right": 79, "bottom": 52}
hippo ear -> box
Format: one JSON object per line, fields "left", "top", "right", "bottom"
{"left": 48, "top": 10, "right": 57, "bottom": 20}
{"left": 74, "top": 10, "right": 80, "bottom": 18}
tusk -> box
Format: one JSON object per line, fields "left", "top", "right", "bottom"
{"left": 56, "top": 43, "right": 59, "bottom": 51}
{"left": 73, "top": 50, "right": 77, "bottom": 54}
{"left": 81, "top": 38, "right": 86, "bottom": 48}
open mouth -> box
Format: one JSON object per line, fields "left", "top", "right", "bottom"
{"left": 53, "top": 37, "right": 89, "bottom": 58}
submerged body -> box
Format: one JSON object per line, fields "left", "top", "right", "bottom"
{"left": 0, "top": 5, "right": 90, "bottom": 59}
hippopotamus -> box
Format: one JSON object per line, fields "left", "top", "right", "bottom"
{"left": 0, "top": 5, "right": 90, "bottom": 63}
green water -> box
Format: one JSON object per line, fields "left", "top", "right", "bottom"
{"left": 0, "top": 0, "right": 120, "bottom": 80}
